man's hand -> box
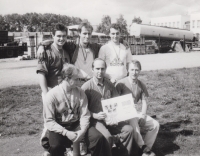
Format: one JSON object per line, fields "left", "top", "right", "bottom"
{"left": 93, "top": 112, "right": 107, "bottom": 120}
{"left": 110, "top": 78, "right": 117, "bottom": 84}
{"left": 138, "top": 114, "right": 146, "bottom": 127}
{"left": 105, "top": 117, "right": 118, "bottom": 126}
{"left": 122, "top": 40, "right": 130, "bottom": 49}
{"left": 37, "top": 46, "right": 45, "bottom": 60}
{"left": 66, "top": 131, "right": 78, "bottom": 141}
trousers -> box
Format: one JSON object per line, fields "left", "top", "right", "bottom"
{"left": 48, "top": 126, "right": 111, "bottom": 156}
{"left": 93, "top": 120, "right": 136, "bottom": 156}
{"left": 129, "top": 112, "right": 160, "bottom": 149}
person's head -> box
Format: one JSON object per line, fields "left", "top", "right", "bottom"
{"left": 78, "top": 22, "right": 93, "bottom": 44}
{"left": 127, "top": 60, "right": 142, "bottom": 80}
{"left": 109, "top": 23, "right": 121, "bottom": 44}
{"left": 61, "top": 63, "right": 80, "bottom": 88}
{"left": 92, "top": 58, "right": 107, "bottom": 80}
{"left": 52, "top": 23, "right": 67, "bottom": 47}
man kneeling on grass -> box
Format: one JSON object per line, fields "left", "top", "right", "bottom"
{"left": 116, "top": 60, "right": 160, "bottom": 156}
{"left": 43, "top": 63, "right": 111, "bottom": 156}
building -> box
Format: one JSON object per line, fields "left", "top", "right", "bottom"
{"left": 190, "top": 12, "right": 200, "bottom": 38}
{"left": 150, "top": 15, "right": 190, "bottom": 29}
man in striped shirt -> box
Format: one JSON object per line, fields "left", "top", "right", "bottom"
{"left": 81, "top": 58, "right": 135, "bottom": 156}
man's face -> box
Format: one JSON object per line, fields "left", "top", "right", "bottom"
{"left": 53, "top": 31, "right": 67, "bottom": 47}
{"left": 92, "top": 60, "right": 106, "bottom": 80}
{"left": 109, "top": 28, "right": 120, "bottom": 43}
{"left": 128, "top": 63, "right": 140, "bottom": 80}
{"left": 79, "top": 26, "right": 92, "bottom": 44}
{"left": 67, "top": 75, "right": 79, "bottom": 88}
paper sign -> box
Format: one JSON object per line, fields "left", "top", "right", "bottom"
{"left": 101, "top": 94, "right": 138, "bottom": 123}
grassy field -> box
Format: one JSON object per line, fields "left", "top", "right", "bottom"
{"left": 0, "top": 67, "right": 200, "bottom": 156}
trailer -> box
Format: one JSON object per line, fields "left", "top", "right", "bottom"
{"left": 0, "top": 31, "right": 27, "bottom": 58}
{"left": 130, "top": 23, "right": 194, "bottom": 53}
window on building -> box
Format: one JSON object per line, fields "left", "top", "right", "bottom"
{"left": 169, "top": 22, "right": 171, "bottom": 27}
{"left": 173, "top": 22, "right": 175, "bottom": 27}
{"left": 193, "top": 20, "right": 195, "bottom": 28}
{"left": 157, "top": 23, "right": 159, "bottom": 26}
{"left": 161, "top": 23, "right": 163, "bottom": 26}
{"left": 177, "top": 22, "right": 179, "bottom": 28}
{"left": 165, "top": 23, "right": 167, "bottom": 26}
{"left": 197, "top": 20, "right": 200, "bottom": 28}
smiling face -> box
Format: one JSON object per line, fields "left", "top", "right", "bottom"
{"left": 92, "top": 60, "right": 106, "bottom": 80}
{"left": 79, "top": 26, "right": 92, "bottom": 45}
{"left": 109, "top": 28, "right": 120, "bottom": 44}
{"left": 128, "top": 63, "right": 141, "bottom": 80}
{"left": 53, "top": 30, "right": 67, "bottom": 48}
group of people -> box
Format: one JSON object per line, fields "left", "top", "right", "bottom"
{"left": 36, "top": 22, "right": 159, "bottom": 156}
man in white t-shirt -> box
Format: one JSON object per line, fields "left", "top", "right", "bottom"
{"left": 98, "top": 23, "right": 132, "bottom": 83}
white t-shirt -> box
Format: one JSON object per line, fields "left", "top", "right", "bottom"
{"left": 74, "top": 46, "right": 94, "bottom": 78}
{"left": 99, "top": 41, "right": 132, "bottom": 81}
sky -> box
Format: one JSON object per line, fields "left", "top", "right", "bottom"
{"left": 0, "top": 0, "right": 200, "bottom": 26}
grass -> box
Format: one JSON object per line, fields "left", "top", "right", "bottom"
{"left": 1, "top": 67, "right": 200, "bottom": 156}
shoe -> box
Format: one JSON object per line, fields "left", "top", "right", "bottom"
{"left": 142, "top": 151, "right": 156, "bottom": 156}
{"left": 43, "top": 150, "right": 50, "bottom": 156}
{"left": 65, "top": 148, "right": 73, "bottom": 156}
{"left": 141, "top": 145, "right": 156, "bottom": 156}
{"left": 80, "top": 142, "right": 87, "bottom": 155}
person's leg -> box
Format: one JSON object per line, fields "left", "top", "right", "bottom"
{"left": 85, "top": 126, "right": 112, "bottom": 156}
{"left": 40, "top": 93, "right": 50, "bottom": 150}
{"left": 94, "top": 121, "right": 114, "bottom": 148}
{"left": 48, "top": 131, "right": 72, "bottom": 156}
{"left": 128, "top": 117, "right": 145, "bottom": 148}
{"left": 108, "top": 122, "right": 135, "bottom": 156}
{"left": 141, "top": 115, "right": 160, "bottom": 150}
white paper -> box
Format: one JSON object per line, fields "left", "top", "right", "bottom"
{"left": 101, "top": 94, "right": 138, "bottom": 123}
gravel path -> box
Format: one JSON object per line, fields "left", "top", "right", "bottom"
{"left": 0, "top": 51, "right": 200, "bottom": 89}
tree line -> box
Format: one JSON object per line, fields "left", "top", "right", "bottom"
{"left": 96, "top": 15, "right": 142, "bottom": 35}
{"left": 0, "top": 13, "right": 87, "bottom": 32}
{"left": 0, "top": 12, "right": 142, "bottom": 35}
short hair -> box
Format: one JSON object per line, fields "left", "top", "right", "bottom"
{"left": 78, "top": 22, "right": 93, "bottom": 33}
{"left": 109, "top": 23, "right": 121, "bottom": 33}
{"left": 52, "top": 23, "right": 68, "bottom": 36}
{"left": 127, "top": 60, "right": 142, "bottom": 70}
{"left": 92, "top": 58, "right": 107, "bottom": 69}
{"left": 61, "top": 63, "right": 80, "bottom": 80}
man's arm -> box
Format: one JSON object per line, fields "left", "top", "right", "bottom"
{"left": 74, "top": 90, "right": 91, "bottom": 142}
{"left": 37, "top": 40, "right": 53, "bottom": 60}
{"left": 38, "top": 72, "right": 48, "bottom": 95}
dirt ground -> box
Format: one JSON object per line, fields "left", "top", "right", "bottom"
{"left": 1, "top": 51, "right": 200, "bottom": 89}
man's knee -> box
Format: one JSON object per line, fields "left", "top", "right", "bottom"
{"left": 122, "top": 125, "right": 134, "bottom": 134}
{"left": 153, "top": 120, "right": 160, "bottom": 131}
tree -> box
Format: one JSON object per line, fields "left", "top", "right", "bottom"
{"left": 96, "top": 15, "right": 111, "bottom": 35}
{"left": 116, "top": 14, "right": 128, "bottom": 35}
{"left": 132, "top": 16, "right": 142, "bottom": 24}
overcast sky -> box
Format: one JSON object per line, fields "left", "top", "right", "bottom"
{"left": 0, "top": 0, "right": 200, "bottom": 26}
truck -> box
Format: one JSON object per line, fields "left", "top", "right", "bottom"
{"left": 0, "top": 31, "right": 27, "bottom": 58}
{"left": 129, "top": 23, "right": 194, "bottom": 53}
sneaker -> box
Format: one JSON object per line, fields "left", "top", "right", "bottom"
{"left": 142, "top": 151, "right": 156, "bottom": 156}
{"left": 43, "top": 150, "right": 50, "bottom": 156}
{"left": 65, "top": 148, "right": 73, "bottom": 156}
{"left": 80, "top": 142, "right": 87, "bottom": 155}
{"left": 141, "top": 145, "right": 156, "bottom": 156}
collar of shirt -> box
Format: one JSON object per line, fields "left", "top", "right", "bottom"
{"left": 128, "top": 76, "right": 138, "bottom": 85}
{"left": 93, "top": 77, "right": 104, "bottom": 87}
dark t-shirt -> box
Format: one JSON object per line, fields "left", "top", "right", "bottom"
{"left": 36, "top": 44, "right": 70, "bottom": 88}
{"left": 116, "top": 77, "right": 149, "bottom": 104}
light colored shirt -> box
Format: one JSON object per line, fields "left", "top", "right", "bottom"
{"left": 74, "top": 46, "right": 94, "bottom": 78}
{"left": 44, "top": 81, "right": 90, "bottom": 138}
{"left": 99, "top": 41, "right": 132, "bottom": 81}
